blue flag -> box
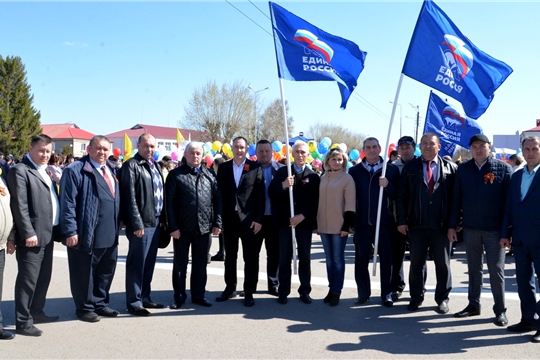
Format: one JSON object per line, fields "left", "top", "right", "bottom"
{"left": 423, "top": 91, "right": 483, "bottom": 157}
{"left": 402, "top": 0, "right": 513, "bottom": 119}
{"left": 269, "top": 2, "right": 367, "bottom": 109}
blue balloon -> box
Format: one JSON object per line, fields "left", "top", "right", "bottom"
{"left": 272, "top": 141, "right": 283, "bottom": 153}
{"left": 153, "top": 151, "right": 159, "bottom": 161}
{"left": 248, "top": 144, "right": 256, "bottom": 157}
{"left": 320, "top": 137, "right": 332, "bottom": 147}
{"left": 349, "top": 149, "right": 360, "bottom": 161}
{"left": 414, "top": 144, "right": 421, "bottom": 156}
{"left": 347, "top": 161, "right": 353, "bottom": 169}
{"left": 317, "top": 142, "right": 329, "bottom": 155}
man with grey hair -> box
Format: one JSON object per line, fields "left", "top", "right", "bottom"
{"left": 121, "top": 133, "right": 167, "bottom": 316}
{"left": 60, "top": 135, "right": 121, "bottom": 323}
{"left": 269, "top": 140, "right": 320, "bottom": 304}
{"left": 349, "top": 137, "right": 400, "bottom": 307}
{"left": 166, "top": 142, "right": 222, "bottom": 308}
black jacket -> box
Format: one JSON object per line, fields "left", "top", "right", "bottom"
{"left": 397, "top": 155, "right": 457, "bottom": 229}
{"left": 120, "top": 153, "right": 166, "bottom": 231}
{"left": 166, "top": 164, "right": 222, "bottom": 236}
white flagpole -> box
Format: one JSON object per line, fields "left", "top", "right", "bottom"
{"left": 277, "top": 78, "right": 298, "bottom": 275}
{"left": 372, "top": 73, "right": 405, "bottom": 276}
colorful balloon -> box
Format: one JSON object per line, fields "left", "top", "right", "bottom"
{"left": 308, "top": 141, "right": 317, "bottom": 153}
{"left": 320, "top": 137, "right": 332, "bottom": 147}
{"left": 171, "top": 151, "right": 178, "bottom": 161}
{"left": 281, "top": 144, "right": 292, "bottom": 155}
{"left": 349, "top": 149, "right": 360, "bottom": 161}
{"left": 211, "top": 141, "right": 222, "bottom": 152}
{"left": 339, "top": 143, "right": 348, "bottom": 153}
{"left": 272, "top": 141, "right": 283, "bottom": 153}
{"left": 248, "top": 144, "right": 256, "bottom": 157}
{"left": 113, "top": 148, "right": 121, "bottom": 157}
{"left": 153, "top": 151, "right": 159, "bottom": 161}
{"left": 205, "top": 154, "right": 214, "bottom": 167}
{"left": 317, "top": 142, "right": 328, "bottom": 155}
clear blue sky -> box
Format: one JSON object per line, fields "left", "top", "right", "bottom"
{"left": 2, "top": 1, "right": 538, "bottom": 150}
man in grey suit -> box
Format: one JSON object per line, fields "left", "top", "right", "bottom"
{"left": 7, "top": 134, "right": 60, "bottom": 337}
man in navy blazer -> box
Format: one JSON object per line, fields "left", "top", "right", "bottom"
{"left": 216, "top": 137, "right": 265, "bottom": 307}
{"left": 60, "top": 135, "right": 121, "bottom": 323}
{"left": 500, "top": 136, "right": 540, "bottom": 343}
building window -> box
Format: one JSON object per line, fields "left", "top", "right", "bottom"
{"left": 81, "top": 143, "right": 87, "bottom": 151}
{"left": 165, "top": 142, "right": 172, "bottom": 151}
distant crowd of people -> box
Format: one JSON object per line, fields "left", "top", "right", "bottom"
{"left": 0, "top": 131, "right": 539, "bottom": 345}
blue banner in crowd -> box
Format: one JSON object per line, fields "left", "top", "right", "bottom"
{"left": 423, "top": 91, "right": 483, "bottom": 157}
{"left": 402, "top": 0, "right": 513, "bottom": 119}
{"left": 269, "top": 2, "right": 367, "bottom": 109}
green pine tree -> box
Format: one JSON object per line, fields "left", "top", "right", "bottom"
{"left": 0, "top": 55, "right": 42, "bottom": 157}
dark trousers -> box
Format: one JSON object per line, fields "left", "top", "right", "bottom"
{"left": 125, "top": 223, "right": 161, "bottom": 309}
{"left": 513, "top": 243, "right": 540, "bottom": 328}
{"left": 0, "top": 249, "right": 4, "bottom": 331}
{"left": 409, "top": 228, "right": 452, "bottom": 304}
{"left": 278, "top": 227, "right": 312, "bottom": 296}
{"left": 67, "top": 245, "right": 118, "bottom": 315}
{"left": 223, "top": 214, "right": 263, "bottom": 294}
{"left": 15, "top": 240, "right": 53, "bottom": 329}
{"left": 392, "top": 230, "right": 407, "bottom": 293}
{"left": 258, "top": 215, "right": 280, "bottom": 288}
{"left": 355, "top": 224, "right": 394, "bottom": 301}
{"left": 172, "top": 233, "right": 210, "bottom": 301}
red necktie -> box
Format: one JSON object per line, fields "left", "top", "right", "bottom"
{"left": 425, "top": 160, "right": 435, "bottom": 196}
{"left": 101, "top": 166, "right": 115, "bottom": 197}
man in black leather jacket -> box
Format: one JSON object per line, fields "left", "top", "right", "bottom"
{"left": 120, "top": 134, "right": 167, "bottom": 316}
{"left": 166, "top": 142, "right": 222, "bottom": 308}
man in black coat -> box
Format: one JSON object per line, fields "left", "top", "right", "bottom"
{"left": 269, "top": 141, "right": 320, "bottom": 305}
{"left": 448, "top": 134, "right": 512, "bottom": 326}
{"left": 166, "top": 142, "right": 222, "bottom": 308}
{"left": 397, "top": 132, "right": 457, "bottom": 314}
{"left": 7, "top": 134, "right": 60, "bottom": 336}
{"left": 216, "top": 137, "right": 265, "bottom": 307}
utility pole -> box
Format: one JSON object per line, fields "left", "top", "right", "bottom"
{"left": 409, "top": 103, "right": 420, "bottom": 144}
{"left": 248, "top": 85, "right": 269, "bottom": 142}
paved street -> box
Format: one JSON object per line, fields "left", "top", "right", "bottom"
{"left": 2, "top": 232, "right": 538, "bottom": 359}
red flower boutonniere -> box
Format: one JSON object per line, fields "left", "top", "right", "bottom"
{"left": 302, "top": 178, "right": 309, "bottom": 185}
{"left": 244, "top": 164, "right": 250, "bottom": 172}
{"left": 484, "top": 173, "right": 495, "bottom": 184}
{"left": 0, "top": 187, "right": 5, "bottom": 196}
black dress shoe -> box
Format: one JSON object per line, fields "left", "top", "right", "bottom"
{"left": 170, "top": 295, "right": 188, "bottom": 309}
{"left": 143, "top": 301, "right": 165, "bottom": 309}
{"left": 216, "top": 290, "right": 237, "bottom": 302}
{"left": 278, "top": 295, "right": 288, "bottom": 304}
{"left": 299, "top": 294, "right": 312, "bottom": 304}
{"left": 244, "top": 293, "right": 255, "bottom": 307}
{"left": 437, "top": 300, "right": 449, "bottom": 314}
{"left": 323, "top": 290, "right": 332, "bottom": 303}
{"left": 407, "top": 301, "right": 423, "bottom": 311}
{"left": 33, "top": 314, "right": 59, "bottom": 324}
{"left": 95, "top": 307, "right": 119, "bottom": 317}
{"left": 495, "top": 312, "right": 508, "bottom": 326}
{"left": 532, "top": 331, "right": 540, "bottom": 343}
{"left": 0, "top": 330, "right": 15, "bottom": 340}
{"left": 128, "top": 306, "right": 151, "bottom": 316}
{"left": 267, "top": 287, "right": 279, "bottom": 297}
{"left": 211, "top": 253, "right": 225, "bottom": 261}
{"left": 383, "top": 300, "right": 393, "bottom": 308}
{"left": 192, "top": 298, "right": 212, "bottom": 307}
{"left": 354, "top": 297, "right": 369, "bottom": 305}
{"left": 329, "top": 293, "right": 340, "bottom": 307}
{"left": 454, "top": 305, "right": 481, "bottom": 318}
{"left": 391, "top": 291, "right": 402, "bottom": 302}
{"left": 507, "top": 321, "right": 537, "bottom": 332}
{"left": 77, "top": 311, "right": 101, "bottom": 323}
{"left": 17, "top": 325, "right": 42, "bottom": 337}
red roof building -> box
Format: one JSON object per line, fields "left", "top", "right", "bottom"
{"left": 41, "top": 123, "right": 95, "bottom": 158}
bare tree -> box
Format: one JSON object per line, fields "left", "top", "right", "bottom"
{"left": 257, "top": 99, "right": 294, "bottom": 142}
{"left": 307, "top": 121, "right": 367, "bottom": 151}
{"left": 181, "top": 80, "right": 254, "bottom": 143}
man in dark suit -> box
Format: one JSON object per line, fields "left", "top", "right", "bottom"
{"left": 216, "top": 136, "right": 265, "bottom": 307}
{"left": 60, "top": 135, "right": 121, "bottom": 323}
{"left": 500, "top": 136, "right": 540, "bottom": 343}
{"left": 255, "top": 139, "right": 283, "bottom": 296}
{"left": 448, "top": 134, "right": 512, "bottom": 326}
{"left": 7, "top": 134, "right": 60, "bottom": 337}
{"left": 349, "top": 137, "right": 400, "bottom": 307}
{"left": 166, "top": 142, "right": 222, "bottom": 309}
{"left": 397, "top": 132, "right": 457, "bottom": 314}
{"left": 269, "top": 141, "right": 320, "bottom": 305}
{"left": 121, "top": 133, "right": 166, "bottom": 316}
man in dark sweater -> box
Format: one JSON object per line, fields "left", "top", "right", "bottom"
{"left": 448, "top": 134, "right": 512, "bottom": 326}
{"left": 397, "top": 132, "right": 457, "bottom": 314}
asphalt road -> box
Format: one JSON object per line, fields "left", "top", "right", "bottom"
{"left": 1, "top": 232, "right": 538, "bottom": 359}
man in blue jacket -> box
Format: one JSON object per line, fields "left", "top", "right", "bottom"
{"left": 60, "top": 135, "right": 121, "bottom": 323}
{"left": 448, "top": 134, "right": 512, "bottom": 326}
{"left": 500, "top": 136, "right": 540, "bottom": 343}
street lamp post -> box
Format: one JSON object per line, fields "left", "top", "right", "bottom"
{"left": 409, "top": 103, "right": 420, "bottom": 144}
{"left": 389, "top": 101, "right": 402, "bottom": 138}
{"left": 248, "top": 85, "right": 269, "bottom": 141}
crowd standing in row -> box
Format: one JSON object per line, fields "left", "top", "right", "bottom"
{"left": 0, "top": 132, "right": 539, "bottom": 344}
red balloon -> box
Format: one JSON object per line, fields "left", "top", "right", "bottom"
{"left": 359, "top": 150, "right": 365, "bottom": 160}
{"left": 113, "top": 148, "right": 121, "bottom": 157}
{"left": 205, "top": 154, "right": 213, "bottom": 168}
